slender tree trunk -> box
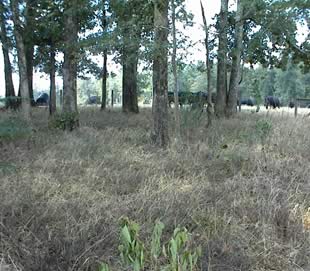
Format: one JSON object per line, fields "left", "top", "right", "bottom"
{"left": 200, "top": 0, "right": 213, "bottom": 126}
{"left": 11, "top": 0, "right": 31, "bottom": 119}
{"left": 0, "top": 1, "right": 16, "bottom": 109}
{"left": 111, "top": 89, "right": 114, "bottom": 107}
{"left": 101, "top": 0, "right": 108, "bottom": 111}
{"left": 62, "top": 0, "right": 79, "bottom": 130}
{"left": 226, "top": 0, "right": 244, "bottom": 117}
{"left": 152, "top": 0, "right": 169, "bottom": 147}
{"left": 215, "top": 0, "right": 228, "bottom": 118}
{"left": 26, "top": 45, "right": 34, "bottom": 105}
{"left": 25, "top": 0, "right": 35, "bottom": 105}
{"left": 49, "top": 46, "right": 57, "bottom": 115}
{"left": 101, "top": 52, "right": 108, "bottom": 110}
{"left": 122, "top": 46, "right": 139, "bottom": 113}
{"left": 171, "top": 0, "right": 181, "bottom": 139}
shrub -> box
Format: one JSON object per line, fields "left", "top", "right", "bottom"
{"left": 255, "top": 119, "right": 272, "bottom": 143}
{"left": 49, "top": 112, "right": 79, "bottom": 131}
{"left": 0, "top": 116, "right": 32, "bottom": 141}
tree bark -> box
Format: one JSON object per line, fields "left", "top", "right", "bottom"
{"left": 0, "top": 1, "right": 16, "bottom": 109}
{"left": 111, "top": 89, "right": 114, "bottom": 107}
{"left": 226, "top": 0, "right": 244, "bottom": 117}
{"left": 101, "top": 52, "right": 108, "bottom": 110}
{"left": 49, "top": 46, "right": 57, "bottom": 115}
{"left": 11, "top": 0, "right": 31, "bottom": 119}
{"left": 200, "top": 0, "right": 213, "bottom": 126}
{"left": 26, "top": 45, "right": 34, "bottom": 105}
{"left": 171, "top": 0, "right": 181, "bottom": 139}
{"left": 122, "top": 32, "right": 139, "bottom": 113}
{"left": 25, "top": 0, "right": 35, "bottom": 105}
{"left": 101, "top": 0, "right": 108, "bottom": 111}
{"left": 152, "top": 0, "right": 169, "bottom": 147}
{"left": 62, "top": 0, "right": 79, "bottom": 130}
{"left": 215, "top": 0, "right": 229, "bottom": 118}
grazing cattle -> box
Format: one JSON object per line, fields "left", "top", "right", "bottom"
{"left": 265, "top": 96, "right": 280, "bottom": 109}
{"left": 168, "top": 91, "right": 214, "bottom": 108}
{"left": 237, "top": 98, "right": 255, "bottom": 107}
{"left": 86, "top": 96, "right": 101, "bottom": 105}
{"left": 289, "top": 101, "right": 295, "bottom": 108}
{"left": 35, "top": 93, "right": 49, "bottom": 106}
{"left": 168, "top": 91, "right": 184, "bottom": 106}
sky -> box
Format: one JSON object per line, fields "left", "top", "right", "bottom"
{"left": 0, "top": 0, "right": 307, "bottom": 97}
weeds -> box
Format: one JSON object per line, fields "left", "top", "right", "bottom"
{"left": 104, "top": 219, "right": 201, "bottom": 271}
{"left": 0, "top": 108, "right": 309, "bottom": 270}
{"left": 0, "top": 115, "right": 32, "bottom": 141}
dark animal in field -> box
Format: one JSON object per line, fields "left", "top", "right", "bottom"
{"left": 168, "top": 91, "right": 194, "bottom": 107}
{"left": 86, "top": 96, "right": 101, "bottom": 105}
{"left": 35, "top": 93, "right": 49, "bottom": 106}
{"left": 168, "top": 91, "right": 215, "bottom": 107}
{"left": 289, "top": 101, "right": 295, "bottom": 108}
{"left": 265, "top": 96, "right": 280, "bottom": 109}
{"left": 238, "top": 98, "right": 255, "bottom": 107}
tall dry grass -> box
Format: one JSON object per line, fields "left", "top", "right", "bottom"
{"left": 0, "top": 107, "right": 309, "bottom": 270}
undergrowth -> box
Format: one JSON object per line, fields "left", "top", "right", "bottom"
{"left": 0, "top": 108, "right": 309, "bottom": 271}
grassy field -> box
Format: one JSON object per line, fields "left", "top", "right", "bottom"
{"left": 0, "top": 107, "right": 309, "bottom": 271}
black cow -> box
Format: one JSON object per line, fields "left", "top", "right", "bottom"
{"left": 86, "top": 96, "right": 101, "bottom": 105}
{"left": 168, "top": 91, "right": 186, "bottom": 107}
{"left": 265, "top": 96, "right": 280, "bottom": 109}
{"left": 35, "top": 93, "right": 49, "bottom": 106}
{"left": 168, "top": 91, "right": 214, "bottom": 108}
{"left": 237, "top": 98, "right": 255, "bottom": 107}
{"left": 168, "top": 92, "right": 200, "bottom": 107}
{"left": 288, "top": 101, "right": 295, "bottom": 108}
{"left": 202, "top": 91, "right": 216, "bottom": 104}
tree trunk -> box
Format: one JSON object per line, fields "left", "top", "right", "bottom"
{"left": 49, "top": 46, "right": 57, "bottom": 115}
{"left": 26, "top": 45, "right": 34, "bottom": 105}
{"left": 215, "top": 0, "right": 228, "bottom": 118}
{"left": 171, "top": 0, "right": 181, "bottom": 139}
{"left": 25, "top": 0, "right": 35, "bottom": 105}
{"left": 0, "top": 1, "right": 16, "bottom": 109}
{"left": 62, "top": 0, "right": 79, "bottom": 130}
{"left": 11, "top": 0, "right": 31, "bottom": 119}
{"left": 111, "top": 89, "right": 114, "bottom": 107}
{"left": 200, "top": 0, "right": 213, "bottom": 126}
{"left": 226, "top": 0, "right": 244, "bottom": 117}
{"left": 122, "top": 37, "right": 139, "bottom": 113}
{"left": 152, "top": 0, "right": 169, "bottom": 147}
{"left": 101, "top": 52, "right": 108, "bottom": 110}
{"left": 101, "top": 0, "right": 108, "bottom": 111}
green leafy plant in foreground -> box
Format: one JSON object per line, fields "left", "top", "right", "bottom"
{"left": 119, "top": 217, "right": 145, "bottom": 271}
{"left": 163, "top": 227, "right": 201, "bottom": 271}
{"left": 99, "top": 263, "right": 110, "bottom": 271}
{"left": 101, "top": 218, "right": 201, "bottom": 271}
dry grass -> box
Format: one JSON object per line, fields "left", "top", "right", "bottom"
{"left": 0, "top": 107, "right": 309, "bottom": 271}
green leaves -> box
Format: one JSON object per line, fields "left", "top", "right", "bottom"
{"left": 99, "top": 263, "right": 110, "bottom": 271}
{"left": 165, "top": 227, "right": 201, "bottom": 271}
{"left": 151, "top": 220, "right": 165, "bottom": 260}
{"left": 0, "top": 116, "right": 32, "bottom": 141}
{"left": 119, "top": 217, "right": 145, "bottom": 271}
{"left": 101, "top": 218, "right": 201, "bottom": 270}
